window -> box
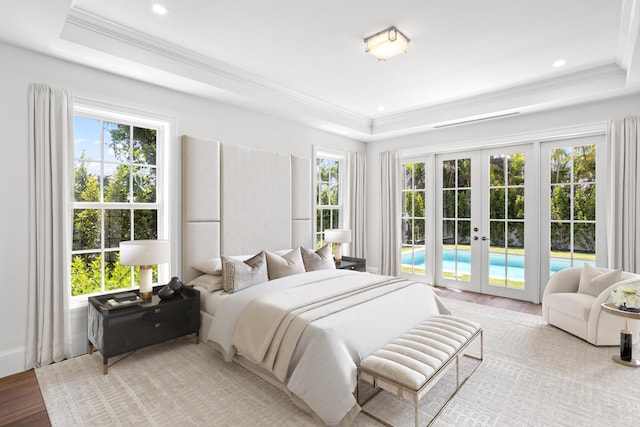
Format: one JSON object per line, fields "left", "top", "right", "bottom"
{"left": 315, "top": 153, "right": 343, "bottom": 248}
{"left": 401, "top": 161, "right": 427, "bottom": 274}
{"left": 71, "top": 107, "right": 168, "bottom": 297}
{"left": 548, "top": 143, "right": 597, "bottom": 275}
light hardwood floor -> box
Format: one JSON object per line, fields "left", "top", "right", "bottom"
{"left": 0, "top": 287, "right": 541, "bottom": 425}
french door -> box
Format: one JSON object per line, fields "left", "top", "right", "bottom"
{"left": 435, "top": 145, "right": 537, "bottom": 302}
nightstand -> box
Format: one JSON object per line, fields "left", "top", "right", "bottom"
{"left": 336, "top": 256, "right": 366, "bottom": 272}
{"left": 87, "top": 285, "right": 200, "bottom": 374}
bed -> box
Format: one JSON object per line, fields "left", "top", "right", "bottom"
{"left": 181, "top": 136, "right": 449, "bottom": 425}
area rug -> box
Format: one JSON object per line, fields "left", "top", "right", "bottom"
{"left": 36, "top": 299, "right": 640, "bottom": 426}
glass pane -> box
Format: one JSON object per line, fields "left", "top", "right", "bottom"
{"left": 490, "top": 220, "right": 505, "bottom": 248}
{"left": 414, "top": 191, "right": 426, "bottom": 218}
{"left": 490, "top": 188, "right": 505, "bottom": 219}
{"left": 550, "top": 222, "right": 571, "bottom": 252}
{"left": 318, "top": 183, "right": 329, "bottom": 205}
{"left": 489, "top": 155, "right": 505, "bottom": 186}
{"left": 489, "top": 251, "right": 507, "bottom": 287}
{"left": 321, "top": 209, "right": 331, "bottom": 231}
{"left": 104, "top": 209, "right": 130, "bottom": 249}
{"left": 442, "top": 220, "right": 455, "bottom": 245}
{"left": 413, "top": 219, "right": 425, "bottom": 244}
{"left": 574, "top": 184, "right": 595, "bottom": 221}
{"left": 133, "top": 127, "right": 157, "bottom": 165}
{"left": 74, "top": 116, "right": 101, "bottom": 161}
{"left": 104, "top": 163, "right": 130, "bottom": 202}
{"left": 133, "top": 210, "right": 158, "bottom": 240}
{"left": 506, "top": 252, "right": 525, "bottom": 289}
{"left": 402, "top": 219, "right": 413, "bottom": 245}
{"left": 458, "top": 220, "right": 471, "bottom": 245}
{"left": 403, "top": 164, "right": 413, "bottom": 189}
{"left": 457, "top": 158, "right": 471, "bottom": 188}
{"left": 403, "top": 192, "right": 413, "bottom": 217}
{"left": 573, "top": 145, "right": 595, "bottom": 183}
{"left": 105, "top": 251, "right": 132, "bottom": 291}
{"left": 457, "top": 189, "right": 471, "bottom": 218}
{"left": 508, "top": 221, "right": 525, "bottom": 250}
{"left": 71, "top": 253, "right": 102, "bottom": 296}
{"left": 442, "top": 160, "right": 456, "bottom": 188}
{"left": 73, "top": 209, "right": 101, "bottom": 250}
{"left": 331, "top": 209, "right": 339, "bottom": 229}
{"left": 443, "top": 189, "right": 455, "bottom": 218}
{"left": 74, "top": 161, "right": 100, "bottom": 202}
{"left": 508, "top": 188, "right": 525, "bottom": 219}
{"left": 574, "top": 223, "right": 596, "bottom": 255}
{"left": 550, "top": 147, "right": 571, "bottom": 184}
{"left": 508, "top": 153, "right": 525, "bottom": 186}
{"left": 414, "top": 163, "right": 425, "bottom": 189}
{"left": 104, "top": 122, "right": 130, "bottom": 163}
{"left": 133, "top": 166, "right": 156, "bottom": 203}
{"left": 550, "top": 185, "right": 571, "bottom": 220}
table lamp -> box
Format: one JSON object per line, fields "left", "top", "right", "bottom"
{"left": 119, "top": 239, "right": 171, "bottom": 299}
{"left": 324, "top": 229, "right": 351, "bottom": 264}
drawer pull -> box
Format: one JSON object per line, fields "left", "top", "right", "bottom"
{"left": 154, "top": 308, "right": 161, "bottom": 314}
{"left": 155, "top": 323, "right": 161, "bottom": 328}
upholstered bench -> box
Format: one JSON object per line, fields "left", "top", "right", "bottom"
{"left": 357, "top": 315, "right": 483, "bottom": 426}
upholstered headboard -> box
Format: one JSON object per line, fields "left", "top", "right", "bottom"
{"left": 181, "top": 135, "right": 313, "bottom": 282}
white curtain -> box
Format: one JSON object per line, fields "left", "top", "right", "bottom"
{"left": 26, "top": 83, "right": 74, "bottom": 369}
{"left": 379, "top": 151, "right": 401, "bottom": 276}
{"left": 345, "top": 151, "right": 366, "bottom": 258}
{"left": 605, "top": 115, "right": 640, "bottom": 273}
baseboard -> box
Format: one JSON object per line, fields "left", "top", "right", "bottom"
{"left": 0, "top": 346, "right": 26, "bottom": 378}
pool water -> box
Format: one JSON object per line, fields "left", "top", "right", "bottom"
{"left": 402, "top": 248, "right": 588, "bottom": 279}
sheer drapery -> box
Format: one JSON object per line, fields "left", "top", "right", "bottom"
{"left": 379, "top": 151, "right": 401, "bottom": 276}
{"left": 26, "top": 83, "right": 73, "bottom": 369}
{"left": 605, "top": 115, "right": 640, "bottom": 272}
{"left": 345, "top": 151, "right": 366, "bottom": 258}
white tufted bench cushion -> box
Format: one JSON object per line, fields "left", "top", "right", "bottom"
{"left": 357, "top": 315, "right": 483, "bottom": 426}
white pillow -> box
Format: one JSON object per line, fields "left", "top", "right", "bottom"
{"left": 265, "top": 248, "right": 305, "bottom": 279}
{"left": 187, "top": 274, "right": 224, "bottom": 292}
{"left": 301, "top": 245, "right": 336, "bottom": 271}
{"left": 193, "top": 254, "right": 256, "bottom": 275}
{"left": 221, "top": 251, "right": 268, "bottom": 293}
{"left": 577, "top": 263, "right": 622, "bottom": 297}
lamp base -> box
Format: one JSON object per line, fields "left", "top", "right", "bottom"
{"left": 139, "top": 291, "right": 153, "bottom": 300}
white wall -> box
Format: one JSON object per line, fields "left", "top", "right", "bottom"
{"left": 365, "top": 93, "right": 640, "bottom": 274}
{"left": 0, "top": 41, "right": 365, "bottom": 378}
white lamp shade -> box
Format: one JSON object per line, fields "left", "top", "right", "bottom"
{"left": 324, "top": 229, "right": 351, "bottom": 244}
{"left": 365, "top": 27, "right": 409, "bottom": 60}
{"left": 119, "top": 240, "right": 171, "bottom": 266}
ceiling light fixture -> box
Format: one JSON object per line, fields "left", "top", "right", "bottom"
{"left": 152, "top": 4, "right": 168, "bottom": 15}
{"left": 364, "top": 26, "right": 409, "bottom": 60}
{"left": 553, "top": 59, "right": 566, "bottom": 68}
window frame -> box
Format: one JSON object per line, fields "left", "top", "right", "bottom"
{"left": 313, "top": 148, "right": 344, "bottom": 249}
{"left": 70, "top": 102, "right": 171, "bottom": 303}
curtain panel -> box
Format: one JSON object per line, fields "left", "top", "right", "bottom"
{"left": 605, "top": 115, "right": 640, "bottom": 273}
{"left": 26, "top": 83, "right": 74, "bottom": 369}
{"left": 379, "top": 151, "right": 401, "bottom": 276}
{"left": 345, "top": 151, "right": 366, "bottom": 258}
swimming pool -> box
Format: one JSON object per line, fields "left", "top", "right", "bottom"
{"left": 402, "top": 248, "right": 588, "bottom": 279}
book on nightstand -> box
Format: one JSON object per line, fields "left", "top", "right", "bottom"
{"left": 106, "top": 297, "right": 143, "bottom": 309}
{"left": 114, "top": 292, "right": 138, "bottom": 302}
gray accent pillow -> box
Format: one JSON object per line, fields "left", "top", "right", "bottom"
{"left": 222, "top": 251, "right": 268, "bottom": 293}
{"left": 577, "top": 263, "right": 622, "bottom": 297}
{"left": 301, "top": 245, "right": 336, "bottom": 271}
{"left": 265, "top": 248, "right": 305, "bottom": 279}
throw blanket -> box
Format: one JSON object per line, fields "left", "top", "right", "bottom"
{"left": 232, "top": 275, "right": 415, "bottom": 382}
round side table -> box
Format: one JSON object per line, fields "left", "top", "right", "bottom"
{"left": 601, "top": 302, "right": 640, "bottom": 367}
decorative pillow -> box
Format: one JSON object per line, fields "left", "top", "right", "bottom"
{"left": 193, "top": 258, "right": 223, "bottom": 275}
{"left": 577, "top": 263, "right": 622, "bottom": 297}
{"left": 187, "top": 274, "right": 224, "bottom": 291}
{"left": 265, "top": 248, "right": 305, "bottom": 279}
{"left": 301, "top": 245, "right": 336, "bottom": 272}
{"left": 222, "top": 251, "right": 268, "bottom": 293}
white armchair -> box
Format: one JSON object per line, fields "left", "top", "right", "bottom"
{"left": 542, "top": 266, "right": 640, "bottom": 346}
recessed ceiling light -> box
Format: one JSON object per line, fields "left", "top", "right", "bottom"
{"left": 553, "top": 59, "right": 566, "bottom": 68}
{"left": 152, "top": 4, "right": 168, "bottom": 15}
{"left": 377, "top": 105, "right": 385, "bottom": 112}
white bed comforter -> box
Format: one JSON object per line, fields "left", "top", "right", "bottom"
{"left": 208, "top": 269, "right": 449, "bottom": 426}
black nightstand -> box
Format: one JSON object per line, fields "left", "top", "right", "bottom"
{"left": 336, "top": 256, "right": 366, "bottom": 272}
{"left": 87, "top": 285, "right": 200, "bottom": 374}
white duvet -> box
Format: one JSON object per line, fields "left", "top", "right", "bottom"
{"left": 208, "top": 269, "right": 449, "bottom": 426}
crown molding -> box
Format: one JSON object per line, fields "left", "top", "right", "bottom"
{"left": 63, "top": 6, "right": 370, "bottom": 131}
